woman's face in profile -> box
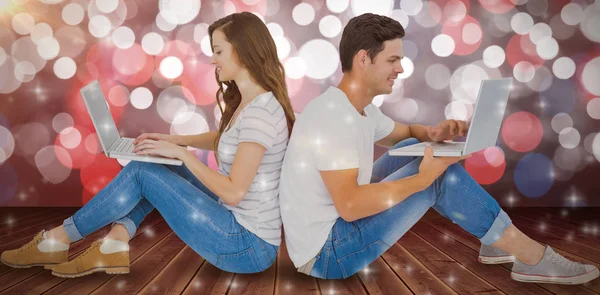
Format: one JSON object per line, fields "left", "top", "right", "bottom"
{"left": 211, "top": 29, "right": 241, "bottom": 82}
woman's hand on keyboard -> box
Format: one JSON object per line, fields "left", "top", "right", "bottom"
{"left": 134, "top": 133, "right": 180, "bottom": 146}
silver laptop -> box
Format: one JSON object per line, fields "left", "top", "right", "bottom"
{"left": 80, "top": 80, "right": 183, "bottom": 166}
{"left": 389, "top": 78, "right": 513, "bottom": 157}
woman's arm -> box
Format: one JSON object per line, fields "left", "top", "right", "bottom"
{"left": 178, "top": 141, "right": 266, "bottom": 206}
{"left": 177, "top": 132, "right": 219, "bottom": 151}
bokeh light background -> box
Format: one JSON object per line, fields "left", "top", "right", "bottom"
{"left": 0, "top": 0, "right": 599, "bottom": 207}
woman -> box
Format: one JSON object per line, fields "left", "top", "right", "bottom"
{"left": 1, "top": 12, "right": 295, "bottom": 277}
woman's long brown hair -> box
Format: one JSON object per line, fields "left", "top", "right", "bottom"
{"left": 208, "top": 12, "right": 295, "bottom": 160}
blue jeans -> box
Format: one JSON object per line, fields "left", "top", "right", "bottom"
{"left": 62, "top": 161, "right": 278, "bottom": 273}
{"left": 309, "top": 138, "right": 512, "bottom": 279}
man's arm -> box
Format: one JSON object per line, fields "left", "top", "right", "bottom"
{"left": 375, "top": 122, "right": 432, "bottom": 148}
{"left": 319, "top": 168, "right": 430, "bottom": 222}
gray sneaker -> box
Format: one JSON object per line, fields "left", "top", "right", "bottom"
{"left": 511, "top": 246, "right": 599, "bottom": 284}
{"left": 478, "top": 244, "right": 515, "bottom": 264}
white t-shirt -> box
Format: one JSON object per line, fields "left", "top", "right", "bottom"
{"left": 279, "top": 86, "right": 395, "bottom": 267}
{"left": 217, "top": 92, "right": 289, "bottom": 246}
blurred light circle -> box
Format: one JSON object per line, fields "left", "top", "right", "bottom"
{"left": 111, "top": 26, "right": 135, "bottom": 49}
{"left": 444, "top": 100, "right": 469, "bottom": 120}
{"left": 554, "top": 146, "right": 582, "bottom": 172}
{"left": 267, "top": 22, "right": 284, "bottom": 37}
{"left": 96, "top": 0, "right": 119, "bottom": 13}
{"left": 414, "top": 1, "right": 441, "bottom": 28}
{"left": 536, "top": 37, "right": 558, "bottom": 60}
{"left": 62, "top": 3, "right": 85, "bottom": 26}
{"left": 594, "top": 133, "right": 600, "bottom": 162}
{"left": 299, "top": 39, "right": 339, "bottom": 79}
{"left": 170, "top": 112, "right": 209, "bottom": 136}
{"left": 54, "top": 26, "right": 87, "bottom": 59}
{"left": 84, "top": 133, "right": 102, "bottom": 154}
{"left": 400, "top": 0, "right": 422, "bottom": 16}
{"left": 112, "top": 43, "right": 147, "bottom": 76}
{"left": 274, "top": 36, "right": 291, "bottom": 59}
{"left": 552, "top": 57, "right": 575, "bottom": 80}
{"left": 193, "top": 23, "right": 208, "bottom": 44}
{"left": 398, "top": 57, "right": 414, "bottom": 79}
{"left": 142, "top": 32, "right": 164, "bottom": 55}
{"left": 580, "top": 4, "right": 600, "bottom": 43}
{"left": 108, "top": 84, "right": 130, "bottom": 107}
{"left": 528, "top": 22, "right": 551, "bottom": 44}
{"left": 587, "top": 97, "right": 600, "bottom": 119}
{"left": 583, "top": 132, "right": 597, "bottom": 155}
{"left": 160, "top": 56, "right": 183, "bottom": 79}
{"left": 526, "top": 66, "right": 553, "bottom": 92}
{"left": 39, "top": 0, "right": 65, "bottom": 4}
{"left": 462, "top": 23, "right": 482, "bottom": 45}
{"left": 550, "top": 113, "right": 573, "bottom": 133}
{"left": 159, "top": 0, "right": 201, "bottom": 25}
{"left": 550, "top": 14, "right": 575, "bottom": 41}
{"left": 501, "top": 111, "right": 543, "bottom": 152}
{"left": 35, "top": 145, "right": 72, "bottom": 184}
{"left": 402, "top": 39, "right": 419, "bottom": 60}
{"left": 491, "top": 15, "right": 511, "bottom": 34}
{"left": 506, "top": 34, "right": 544, "bottom": 68}
{"left": 14, "top": 61, "right": 36, "bottom": 82}
{"left": 465, "top": 146, "right": 506, "bottom": 185}
{"left": 52, "top": 112, "right": 74, "bottom": 133}
{"left": 319, "top": 15, "right": 342, "bottom": 38}
{"left": 514, "top": 153, "right": 553, "bottom": 198}
{"left": 59, "top": 127, "right": 82, "bottom": 149}
{"left": 479, "top": 0, "right": 515, "bottom": 14}
{"left": 482, "top": 45, "right": 505, "bottom": 68}
{"left": 0, "top": 126, "right": 15, "bottom": 165}
{"left": 200, "top": 35, "right": 212, "bottom": 57}
{"left": 425, "top": 63, "right": 451, "bottom": 90}
{"left": 293, "top": 3, "right": 315, "bottom": 26}
{"left": 130, "top": 87, "right": 153, "bottom": 109}
{"left": 561, "top": 3, "right": 584, "bottom": 26}
{"left": 37, "top": 36, "right": 60, "bottom": 60}
{"left": 394, "top": 98, "right": 419, "bottom": 121}
{"left": 0, "top": 48, "right": 5, "bottom": 66}
{"left": 450, "top": 63, "right": 489, "bottom": 103}
{"left": 582, "top": 57, "right": 600, "bottom": 96}
{"left": 0, "top": 57, "right": 22, "bottom": 94}
{"left": 431, "top": 34, "right": 455, "bottom": 57}
{"left": 157, "top": 86, "right": 196, "bottom": 124}
{"left": 12, "top": 122, "right": 50, "bottom": 157}
{"left": 156, "top": 12, "right": 177, "bottom": 32}
{"left": 53, "top": 57, "right": 76, "bottom": 79}
{"left": 559, "top": 127, "right": 580, "bottom": 149}
{"left": 526, "top": 0, "right": 547, "bottom": 17}
{"left": 511, "top": 12, "right": 534, "bottom": 35}
{"left": 30, "top": 23, "right": 53, "bottom": 45}
{"left": 513, "top": 61, "right": 535, "bottom": 83}
{"left": 326, "top": 0, "right": 349, "bottom": 13}
{"left": 441, "top": 15, "right": 482, "bottom": 56}
{"left": 285, "top": 57, "right": 307, "bottom": 79}
{"left": 12, "top": 12, "right": 35, "bottom": 35}
{"left": 372, "top": 95, "right": 385, "bottom": 107}
{"left": 443, "top": 0, "right": 467, "bottom": 23}
{"left": 390, "top": 9, "right": 409, "bottom": 28}
{"left": 89, "top": 15, "right": 112, "bottom": 38}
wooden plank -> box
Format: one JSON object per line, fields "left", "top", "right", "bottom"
{"left": 0, "top": 209, "right": 74, "bottom": 237}
{"left": 228, "top": 257, "right": 277, "bottom": 295}
{"left": 317, "top": 275, "right": 367, "bottom": 295}
{"left": 180, "top": 261, "right": 234, "bottom": 295}
{"left": 381, "top": 242, "right": 457, "bottom": 295}
{"left": 425, "top": 217, "right": 600, "bottom": 295}
{"left": 91, "top": 231, "right": 187, "bottom": 294}
{"left": 137, "top": 246, "right": 205, "bottom": 294}
{"left": 399, "top": 230, "right": 502, "bottom": 294}
{"left": 0, "top": 212, "right": 163, "bottom": 294}
{"left": 356, "top": 257, "right": 412, "bottom": 295}
{"left": 510, "top": 212, "right": 600, "bottom": 246}
{"left": 411, "top": 222, "right": 550, "bottom": 295}
{"left": 41, "top": 219, "right": 174, "bottom": 295}
{"left": 0, "top": 213, "right": 73, "bottom": 250}
{"left": 0, "top": 208, "right": 70, "bottom": 227}
{"left": 274, "top": 241, "right": 318, "bottom": 295}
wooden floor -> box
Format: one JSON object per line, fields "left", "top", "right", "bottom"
{"left": 0, "top": 207, "right": 598, "bottom": 295}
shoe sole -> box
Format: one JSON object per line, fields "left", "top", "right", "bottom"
{"left": 511, "top": 268, "right": 600, "bottom": 284}
{"left": 478, "top": 255, "right": 515, "bottom": 264}
{"left": 0, "top": 257, "right": 63, "bottom": 269}
{"left": 51, "top": 266, "right": 130, "bottom": 278}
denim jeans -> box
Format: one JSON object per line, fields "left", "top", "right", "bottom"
{"left": 61, "top": 161, "right": 278, "bottom": 273}
{"left": 309, "top": 137, "right": 512, "bottom": 279}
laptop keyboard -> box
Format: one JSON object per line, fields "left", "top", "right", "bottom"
{"left": 412, "top": 141, "right": 465, "bottom": 151}
{"left": 114, "top": 138, "right": 135, "bottom": 154}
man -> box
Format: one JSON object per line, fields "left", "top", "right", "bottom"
{"left": 278, "top": 13, "right": 598, "bottom": 284}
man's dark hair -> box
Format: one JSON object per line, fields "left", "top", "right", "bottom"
{"left": 339, "top": 13, "right": 405, "bottom": 72}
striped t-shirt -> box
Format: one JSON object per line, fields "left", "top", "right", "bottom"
{"left": 217, "top": 92, "right": 288, "bottom": 246}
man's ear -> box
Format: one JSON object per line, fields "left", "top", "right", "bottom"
{"left": 355, "top": 49, "right": 370, "bottom": 70}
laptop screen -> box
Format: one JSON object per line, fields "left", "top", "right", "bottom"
{"left": 79, "top": 81, "right": 120, "bottom": 155}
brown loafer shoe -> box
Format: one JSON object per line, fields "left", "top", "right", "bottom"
{"left": 50, "top": 240, "right": 130, "bottom": 278}
{"left": 1, "top": 231, "right": 68, "bottom": 268}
